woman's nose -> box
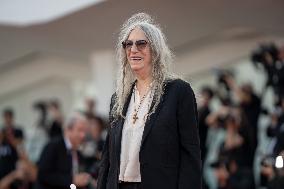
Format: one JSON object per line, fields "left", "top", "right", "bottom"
{"left": 130, "top": 44, "right": 139, "bottom": 52}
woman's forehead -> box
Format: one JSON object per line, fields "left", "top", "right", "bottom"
{"left": 127, "top": 27, "right": 147, "bottom": 40}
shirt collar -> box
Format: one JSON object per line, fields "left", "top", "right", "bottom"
{"left": 63, "top": 135, "right": 73, "bottom": 151}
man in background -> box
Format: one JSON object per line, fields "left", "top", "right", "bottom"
{"left": 36, "top": 112, "right": 90, "bottom": 189}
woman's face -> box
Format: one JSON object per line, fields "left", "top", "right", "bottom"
{"left": 125, "top": 27, "right": 152, "bottom": 74}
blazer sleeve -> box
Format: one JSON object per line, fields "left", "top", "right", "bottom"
{"left": 97, "top": 93, "right": 115, "bottom": 189}
{"left": 96, "top": 133, "right": 110, "bottom": 189}
{"left": 177, "top": 82, "right": 202, "bottom": 189}
{"left": 37, "top": 143, "right": 72, "bottom": 188}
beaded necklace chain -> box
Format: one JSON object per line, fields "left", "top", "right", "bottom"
{"left": 132, "top": 84, "right": 153, "bottom": 125}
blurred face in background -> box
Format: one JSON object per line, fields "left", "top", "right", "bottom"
{"left": 279, "top": 46, "right": 284, "bottom": 60}
{"left": 200, "top": 90, "right": 213, "bottom": 107}
{"left": 90, "top": 118, "right": 103, "bottom": 141}
{"left": 85, "top": 98, "right": 95, "bottom": 113}
{"left": 239, "top": 90, "right": 251, "bottom": 104}
{"left": 66, "top": 119, "right": 88, "bottom": 149}
{"left": 3, "top": 113, "right": 13, "bottom": 127}
{"left": 49, "top": 106, "right": 61, "bottom": 121}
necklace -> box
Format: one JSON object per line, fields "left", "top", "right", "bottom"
{"left": 132, "top": 83, "right": 153, "bottom": 124}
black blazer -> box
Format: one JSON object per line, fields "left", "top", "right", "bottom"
{"left": 97, "top": 78, "right": 202, "bottom": 189}
{"left": 36, "top": 137, "right": 73, "bottom": 189}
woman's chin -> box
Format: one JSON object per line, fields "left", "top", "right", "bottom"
{"left": 130, "top": 64, "right": 144, "bottom": 72}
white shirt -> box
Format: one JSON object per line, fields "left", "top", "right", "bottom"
{"left": 64, "top": 136, "right": 78, "bottom": 176}
{"left": 119, "top": 85, "right": 154, "bottom": 182}
{"left": 63, "top": 135, "right": 72, "bottom": 151}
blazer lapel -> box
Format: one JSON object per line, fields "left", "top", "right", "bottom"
{"left": 141, "top": 80, "right": 170, "bottom": 146}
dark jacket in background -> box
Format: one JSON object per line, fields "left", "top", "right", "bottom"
{"left": 36, "top": 137, "right": 73, "bottom": 189}
{"left": 48, "top": 120, "right": 63, "bottom": 139}
{"left": 0, "top": 127, "right": 23, "bottom": 180}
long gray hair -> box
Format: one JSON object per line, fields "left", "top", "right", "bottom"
{"left": 112, "top": 13, "right": 177, "bottom": 120}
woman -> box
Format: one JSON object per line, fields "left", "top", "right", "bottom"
{"left": 97, "top": 13, "right": 201, "bottom": 189}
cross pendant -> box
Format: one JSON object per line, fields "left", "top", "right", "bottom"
{"left": 132, "top": 113, "right": 138, "bottom": 124}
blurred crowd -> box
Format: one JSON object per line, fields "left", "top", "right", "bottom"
{"left": 200, "top": 43, "right": 284, "bottom": 189}
{"left": 0, "top": 98, "right": 107, "bottom": 189}
{"left": 1, "top": 43, "right": 284, "bottom": 189}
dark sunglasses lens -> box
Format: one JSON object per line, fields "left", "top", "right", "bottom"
{"left": 123, "top": 40, "right": 133, "bottom": 49}
{"left": 136, "top": 40, "right": 147, "bottom": 50}
{"left": 123, "top": 40, "right": 147, "bottom": 50}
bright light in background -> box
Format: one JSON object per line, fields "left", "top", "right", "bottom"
{"left": 70, "top": 184, "right": 76, "bottom": 189}
{"left": 0, "top": 0, "right": 104, "bottom": 26}
{"left": 275, "top": 155, "right": 283, "bottom": 169}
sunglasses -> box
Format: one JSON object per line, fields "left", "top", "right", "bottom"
{"left": 122, "top": 40, "right": 148, "bottom": 51}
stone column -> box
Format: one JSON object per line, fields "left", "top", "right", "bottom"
{"left": 89, "top": 50, "right": 116, "bottom": 116}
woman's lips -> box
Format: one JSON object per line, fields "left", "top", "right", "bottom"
{"left": 130, "top": 56, "right": 143, "bottom": 61}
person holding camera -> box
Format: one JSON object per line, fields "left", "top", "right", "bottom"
{"left": 261, "top": 95, "right": 284, "bottom": 188}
